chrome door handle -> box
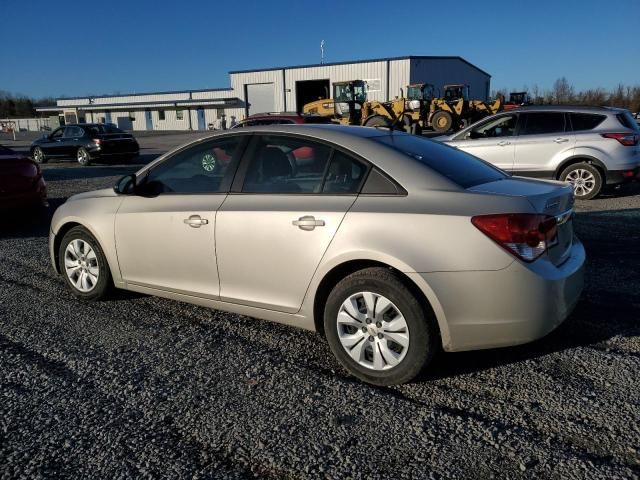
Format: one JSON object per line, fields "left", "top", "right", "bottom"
{"left": 497, "top": 140, "right": 511, "bottom": 146}
{"left": 554, "top": 137, "right": 569, "bottom": 143}
{"left": 292, "top": 215, "right": 325, "bottom": 231}
{"left": 184, "top": 215, "right": 209, "bottom": 228}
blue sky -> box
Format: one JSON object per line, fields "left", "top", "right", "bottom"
{"left": 2, "top": 0, "right": 638, "bottom": 98}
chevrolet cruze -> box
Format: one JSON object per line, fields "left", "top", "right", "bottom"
{"left": 49, "top": 125, "right": 585, "bottom": 385}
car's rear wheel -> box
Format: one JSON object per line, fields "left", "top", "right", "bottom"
{"left": 33, "top": 147, "right": 47, "bottom": 164}
{"left": 77, "top": 147, "right": 91, "bottom": 166}
{"left": 560, "top": 162, "right": 602, "bottom": 200}
{"left": 324, "top": 267, "right": 437, "bottom": 385}
{"left": 59, "top": 226, "right": 111, "bottom": 301}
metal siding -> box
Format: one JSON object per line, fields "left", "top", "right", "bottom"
{"left": 410, "top": 58, "right": 491, "bottom": 101}
{"left": 230, "top": 71, "right": 284, "bottom": 113}
{"left": 388, "top": 59, "right": 410, "bottom": 100}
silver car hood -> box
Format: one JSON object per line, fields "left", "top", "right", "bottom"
{"left": 67, "top": 188, "right": 118, "bottom": 202}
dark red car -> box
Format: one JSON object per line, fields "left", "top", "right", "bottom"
{"left": 0, "top": 144, "right": 47, "bottom": 210}
{"left": 231, "top": 112, "right": 331, "bottom": 128}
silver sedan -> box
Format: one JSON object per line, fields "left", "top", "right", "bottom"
{"left": 49, "top": 125, "right": 585, "bottom": 385}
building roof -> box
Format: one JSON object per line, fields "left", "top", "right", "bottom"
{"left": 229, "top": 55, "right": 491, "bottom": 78}
{"left": 57, "top": 87, "right": 234, "bottom": 102}
{"left": 36, "top": 97, "right": 243, "bottom": 112}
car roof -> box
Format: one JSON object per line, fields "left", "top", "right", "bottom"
{"left": 138, "top": 124, "right": 460, "bottom": 192}
{"left": 513, "top": 105, "right": 626, "bottom": 114}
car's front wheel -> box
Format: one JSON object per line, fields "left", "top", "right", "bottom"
{"left": 33, "top": 146, "right": 47, "bottom": 164}
{"left": 59, "top": 226, "right": 111, "bottom": 300}
{"left": 324, "top": 267, "right": 438, "bottom": 385}
{"left": 77, "top": 147, "right": 91, "bottom": 166}
{"left": 560, "top": 162, "right": 602, "bottom": 200}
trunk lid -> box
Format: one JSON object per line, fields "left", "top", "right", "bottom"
{"left": 97, "top": 132, "right": 138, "bottom": 154}
{"left": 468, "top": 177, "right": 575, "bottom": 266}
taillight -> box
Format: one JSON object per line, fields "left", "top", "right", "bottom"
{"left": 601, "top": 132, "right": 638, "bottom": 146}
{"left": 93, "top": 138, "right": 102, "bottom": 145}
{"left": 471, "top": 213, "right": 558, "bottom": 262}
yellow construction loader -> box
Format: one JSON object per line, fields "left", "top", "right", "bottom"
{"left": 303, "top": 80, "right": 407, "bottom": 129}
{"left": 406, "top": 83, "right": 502, "bottom": 133}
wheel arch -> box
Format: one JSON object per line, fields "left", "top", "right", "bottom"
{"left": 312, "top": 259, "right": 448, "bottom": 347}
{"left": 554, "top": 155, "right": 607, "bottom": 181}
{"left": 52, "top": 220, "right": 118, "bottom": 283}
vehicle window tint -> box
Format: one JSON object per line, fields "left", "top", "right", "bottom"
{"left": 104, "top": 124, "right": 123, "bottom": 133}
{"left": 144, "top": 137, "right": 242, "bottom": 194}
{"left": 322, "top": 151, "right": 366, "bottom": 193}
{"left": 51, "top": 128, "right": 64, "bottom": 139}
{"left": 519, "top": 112, "right": 565, "bottom": 135}
{"left": 569, "top": 113, "right": 606, "bottom": 131}
{"left": 64, "top": 126, "right": 83, "bottom": 137}
{"left": 470, "top": 114, "right": 517, "bottom": 138}
{"left": 242, "top": 135, "right": 332, "bottom": 193}
{"left": 373, "top": 134, "right": 506, "bottom": 188}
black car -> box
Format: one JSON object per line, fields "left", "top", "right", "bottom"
{"left": 31, "top": 124, "right": 139, "bottom": 166}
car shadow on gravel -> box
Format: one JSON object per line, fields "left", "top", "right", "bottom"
{"left": 422, "top": 207, "right": 640, "bottom": 381}
{"left": 0, "top": 198, "right": 65, "bottom": 239}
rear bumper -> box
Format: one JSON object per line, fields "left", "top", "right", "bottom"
{"left": 88, "top": 145, "right": 139, "bottom": 158}
{"left": 606, "top": 167, "right": 640, "bottom": 185}
{"left": 410, "top": 238, "right": 585, "bottom": 352}
{"left": 0, "top": 178, "right": 47, "bottom": 209}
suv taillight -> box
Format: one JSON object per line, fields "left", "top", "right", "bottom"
{"left": 93, "top": 138, "right": 102, "bottom": 145}
{"left": 601, "top": 132, "right": 639, "bottom": 146}
{"left": 471, "top": 214, "right": 558, "bottom": 262}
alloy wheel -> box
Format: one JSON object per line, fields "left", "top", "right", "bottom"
{"left": 77, "top": 149, "right": 89, "bottom": 165}
{"left": 33, "top": 147, "right": 43, "bottom": 163}
{"left": 64, "top": 239, "right": 99, "bottom": 293}
{"left": 336, "top": 291, "right": 410, "bottom": 370}
{"left": 566, "top": 168, "right": 595, "bottom": 197}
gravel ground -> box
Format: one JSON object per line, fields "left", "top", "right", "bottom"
{"left": 1, "top": 133, "right": 639, "bottom": 479}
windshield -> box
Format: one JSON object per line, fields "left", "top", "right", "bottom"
{"left": 88, "top": 124, "right": 124, "bottom": 134}
{"left": 334, "top": 83, "right": 366, "bottom": 103}
{"left": 372, "top": 134, "right": 507, "bottom": 188}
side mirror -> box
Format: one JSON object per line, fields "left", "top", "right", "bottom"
{"left": 469, "top": 130, "right": 481, "bottom": 139}
{"left": 114, "top": 174, "right": 136, "bottom": 195}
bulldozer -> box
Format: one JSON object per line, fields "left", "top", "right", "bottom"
{"left": 303, "top": 80, "right": 406, "bottom": 129}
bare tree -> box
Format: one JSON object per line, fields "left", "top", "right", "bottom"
{"left": 552, "top": 77, "right": 575, "bottom": 104}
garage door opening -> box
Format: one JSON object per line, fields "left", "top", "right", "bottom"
{"left": 295, "top": 79, "right": 330, "bottom": 113}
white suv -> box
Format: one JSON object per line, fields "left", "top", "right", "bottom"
{"left": 439, "top": 106, "right": 640, "bottom": 199}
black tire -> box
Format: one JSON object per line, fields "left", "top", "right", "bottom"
{"left": 32, "top": 146, "right": 47, "bottom": 164}
{"left": 559, "top": 162, "right": 603, "bottom": 200}
{"left": 58, "top": 226, "right": 112, "bottom": 301}
{"left": 77, "top": 147, "right": 91, "bottom": 166}
{"left": 431, "top": 111, "right": 453, "bottom": 133}
{"left": 364, "top": 116, "right": 392, "bottom": 128}
{"left": 323, "top": 267, "right": 438, "bottom": 386}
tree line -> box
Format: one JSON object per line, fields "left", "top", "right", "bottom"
{"left": 492, "top": 78, "right": 640, "bottom": 112}
{"left": 0, "top": 91, "right": 55, "bottom": 118}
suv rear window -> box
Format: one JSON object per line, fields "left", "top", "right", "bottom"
{"left": 373, "top": 135, "right": 506, "bottom": 188}
{"left": 569, "top": 113, "right": 606, "bottom": 131}
{"left": 616, "top": 112, "right": 640, "bottom": 131}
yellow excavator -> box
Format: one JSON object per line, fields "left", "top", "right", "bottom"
{"left": 303, "top": 80, "right": 407, "bottom": 129}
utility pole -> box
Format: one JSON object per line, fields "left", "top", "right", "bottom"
{"left": 320, "top": 40, "right": 325, "bottom": 64}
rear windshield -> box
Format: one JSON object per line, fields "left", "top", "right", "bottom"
{"left": 373, "top": 134, "right": 507, "bottom": 188}
{"left": 616, "top": 111, "right": 640, "bottom": 131}
{"left": 88, "top": 124, "right": 124, "bottom": 134}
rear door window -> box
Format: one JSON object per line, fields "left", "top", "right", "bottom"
{"left": 518, "top": 112, "right": 566, "bottom": 135}
{"left": 569, "top": 113, "right": 606, "bottom": 131}
{"left": 241, "top": 135, "right": 332, "bottom": 193}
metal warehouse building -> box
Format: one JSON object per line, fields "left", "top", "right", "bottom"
{"left": 37, "top": 56, "right": 490, "bottom": 131}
